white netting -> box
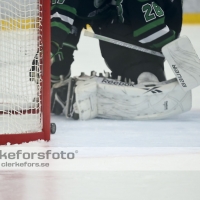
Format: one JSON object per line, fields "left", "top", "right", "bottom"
{"left": 0, "top": 0, "right": 42, "bottom": 134}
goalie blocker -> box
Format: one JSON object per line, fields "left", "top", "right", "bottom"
{"left": 162, "top": 36, "right": 200, "bottom": 92}
{"left": 51, "top": 74, "right": 192, "bottom": 120}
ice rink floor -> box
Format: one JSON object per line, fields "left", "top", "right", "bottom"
{"left": 0, "top": 25, "right": 200, "bottom": 200}
{"left": 52, "top": 25, "right": 200, "bottom": 148}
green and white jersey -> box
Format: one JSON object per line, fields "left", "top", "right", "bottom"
{"left": 113, "top": 0, "right": 182, "bottom": 50}
{"left": 51, "top": 0, "right": 113, "bottom": 47}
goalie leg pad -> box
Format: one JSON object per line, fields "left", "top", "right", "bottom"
{"left": 75, "top": 77, "right": 192, "bottom": 120}
{"left": 75, "top": 78, "right": 98, "bottom": 120}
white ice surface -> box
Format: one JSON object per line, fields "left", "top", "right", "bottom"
{"left": 0, "top": 25, "right": 200, "bottom": 200}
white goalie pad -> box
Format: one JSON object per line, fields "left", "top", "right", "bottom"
{"left": 75, "top": 77, "right": 192, "bottom": 120}
{"left": 162, "top": 36, "right": 200, "bottom": 92}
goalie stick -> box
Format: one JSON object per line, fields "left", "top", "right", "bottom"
{"left": 85, "top": 31, "right": 200, "bottom": 91}
{"left": 84, "top": 30, "right": 164, "bottom": 58}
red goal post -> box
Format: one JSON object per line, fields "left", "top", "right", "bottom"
{"left": 0, "top": 0, "right": 51, "bottom": 145}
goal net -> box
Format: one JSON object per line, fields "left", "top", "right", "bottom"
{"left": 0, "top": 0, "right": 50, "bottom": 144}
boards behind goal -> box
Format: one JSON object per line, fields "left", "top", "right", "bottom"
{"left": 0, "top": 0, "right": 51, "bottom": 145}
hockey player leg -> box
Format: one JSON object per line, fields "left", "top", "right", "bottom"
{"left": 51, "top": 32, "right": 80, "bottom": 84}
{"left": 51, "top": 17, "right": 85, "bottom": 83}
{"left": 51, "top": 46, "right": 73, "bottom": 115}
{"left": 51, "top": 18, "right": 86, "bottom": 115}
{"left": 123, "top": 61, "right": 166, "bottom": 84}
